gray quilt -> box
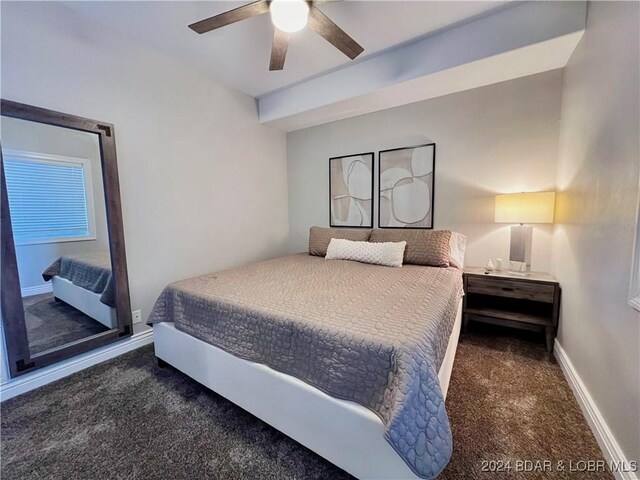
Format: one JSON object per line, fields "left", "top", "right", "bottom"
{"left": 148, "top": 254, "right": 463, "bottom": 479}
{"left": 42, "top": 253, "right": 115, "bottom": 307}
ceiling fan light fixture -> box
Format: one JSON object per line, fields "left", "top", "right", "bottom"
{"left": 270, "top": 0, "right": 309, "bottom": 33}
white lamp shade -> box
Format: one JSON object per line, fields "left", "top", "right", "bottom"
{"left": 495, "top": 192, "right": 556, "bottom": 224}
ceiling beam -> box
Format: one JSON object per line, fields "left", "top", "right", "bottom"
{"left": 258, "top": 1, "right": 587, "bottom": 131}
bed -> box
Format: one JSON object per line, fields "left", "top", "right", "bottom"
{"left": 149, "top": 247, "right": 464, "bottom": 480}
{"left": 42, "top": 253, "right": 117, "bottom": 329}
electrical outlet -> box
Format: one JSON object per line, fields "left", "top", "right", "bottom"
{"left": 132, "top": 310, "right": 142, "bottom": 324}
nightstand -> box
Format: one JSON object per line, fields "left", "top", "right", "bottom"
{"left": 462, "top": 267, "right": 561, "bottom": 352}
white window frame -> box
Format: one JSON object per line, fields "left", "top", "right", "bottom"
{"left": 630, "top": 184, "right": 640, "bottom": 311}
{"left": 4, "top": 149, "right": 97, "bottom": 246}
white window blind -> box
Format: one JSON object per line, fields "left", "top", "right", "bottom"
{"left": 3, "top": 150, "right": 96, "bottom": 245}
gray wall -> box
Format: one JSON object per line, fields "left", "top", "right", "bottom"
{"left": 552, "top": 1, "right": 640, "bottom": 462}
{"left": 1, "top": 0, "right": 289, "bottom": 383}
{"left": 287, "top": 71, "right": 563, "bottom": 271}
{"left": 2, "top": 117, "right": 109, "bottom": 290}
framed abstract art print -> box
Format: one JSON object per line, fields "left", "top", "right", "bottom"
{"left": 329, "top": 152, "right": 374, "bottom": 228}
{"left": 378, "top": 144, "right": 435, "bottom": 229}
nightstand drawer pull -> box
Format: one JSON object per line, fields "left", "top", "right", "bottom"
{"left": 467, "top": 277, "right": 555, "bottom": 303}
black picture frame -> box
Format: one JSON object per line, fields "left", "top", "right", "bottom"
{"left": 0, "top": 99, "right": 133, "bottom": 378}
{"left": 378, "top": 143, "right": 436, "bottom": 229}
{"left": 329, "top": 152, "right": 374, "bottom": 228}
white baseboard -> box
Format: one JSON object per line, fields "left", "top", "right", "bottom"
{"left": 554, "top": 340, "right": 638, "bottom": 480}
{"left": 21, "top": 284, "right": 53, "bottom": 297}
{"left": 0, "top": 330, "right": 153, "bottom": 401}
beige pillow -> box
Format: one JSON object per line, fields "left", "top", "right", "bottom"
{"left": 369, "top": 229, "right": 452, "bottom": 267}
{"left": 325, "top": 238, "right": 406, "bottom": 267}
{"left": 308, "top": 226, "right": 371, "bottom": 256}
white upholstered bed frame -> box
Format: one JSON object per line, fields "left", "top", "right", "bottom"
{"left": 153, "top": 299, "right": 462, "bottom": 480}
{"left": 51, "top": 276, "right": 117, "bottom": 329}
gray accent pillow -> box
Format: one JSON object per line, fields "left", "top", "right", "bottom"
{"left": 308, "top": 226, "right": 372, "bottom": 256}
{"left": 369, "top": 229, "right": 452, "bottom": 267}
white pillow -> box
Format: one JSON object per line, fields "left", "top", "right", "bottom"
{"left": 449, "top": 232, "right": 467, "bottom": 269}
{"left": 325, "top": 238, "right": 407, "bottom": 267}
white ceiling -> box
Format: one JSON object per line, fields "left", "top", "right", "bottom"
{"left": 63, "top": 1, "right": 506, "bottom": 98}
{"left": 258, "top": 0, "right": 586, "bottom": 130}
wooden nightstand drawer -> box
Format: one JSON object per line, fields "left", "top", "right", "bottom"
{"left": 466, "top": 276, "right": 555, "bottom": 303}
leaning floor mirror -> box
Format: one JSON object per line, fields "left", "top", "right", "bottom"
{"left": 1, "top": 100, "right": 132, "bottom": 378}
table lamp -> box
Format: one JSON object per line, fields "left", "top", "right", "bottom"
{"left": 495, "top": 192, "right": 555, "bottom": 274}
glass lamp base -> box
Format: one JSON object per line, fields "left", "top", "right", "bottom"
{"left": 509, "top": 225, "right": 533, "bottom": 273}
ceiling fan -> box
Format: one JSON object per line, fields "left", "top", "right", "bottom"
{"left": 188, "top": 0, "right": 364, "bottom": 71}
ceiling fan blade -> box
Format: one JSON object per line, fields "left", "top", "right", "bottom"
{"left": 188, "top": 0, "right": 270, "bottom": 34}
{"left": 307, "top": 6, "right": 364, "bottom": 60}
{"left": 269, "top": 28, "right": 290, "bottom": 71}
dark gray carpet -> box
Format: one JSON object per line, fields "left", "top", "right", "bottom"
{"left": 1, "top": 326, "right": 608, "bottom": 480}
{"left": 24, "top": 293, "right": 110, "bottom": 355}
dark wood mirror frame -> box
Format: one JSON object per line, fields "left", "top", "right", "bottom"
{"left": 1, "top": 99, "right": 133, "bottom": 378}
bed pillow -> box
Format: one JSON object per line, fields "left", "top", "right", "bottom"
{"left": 325, "top": 238, "right": 407, "bottom": 267}
{"left": 369, "top": 229, "right": 452, "bottom": 267}
{"left": 449, "top": 232, "right": 467, "bottom": 269}
{"left": 308, "top": 226, "right": 371, "bottom": 256}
